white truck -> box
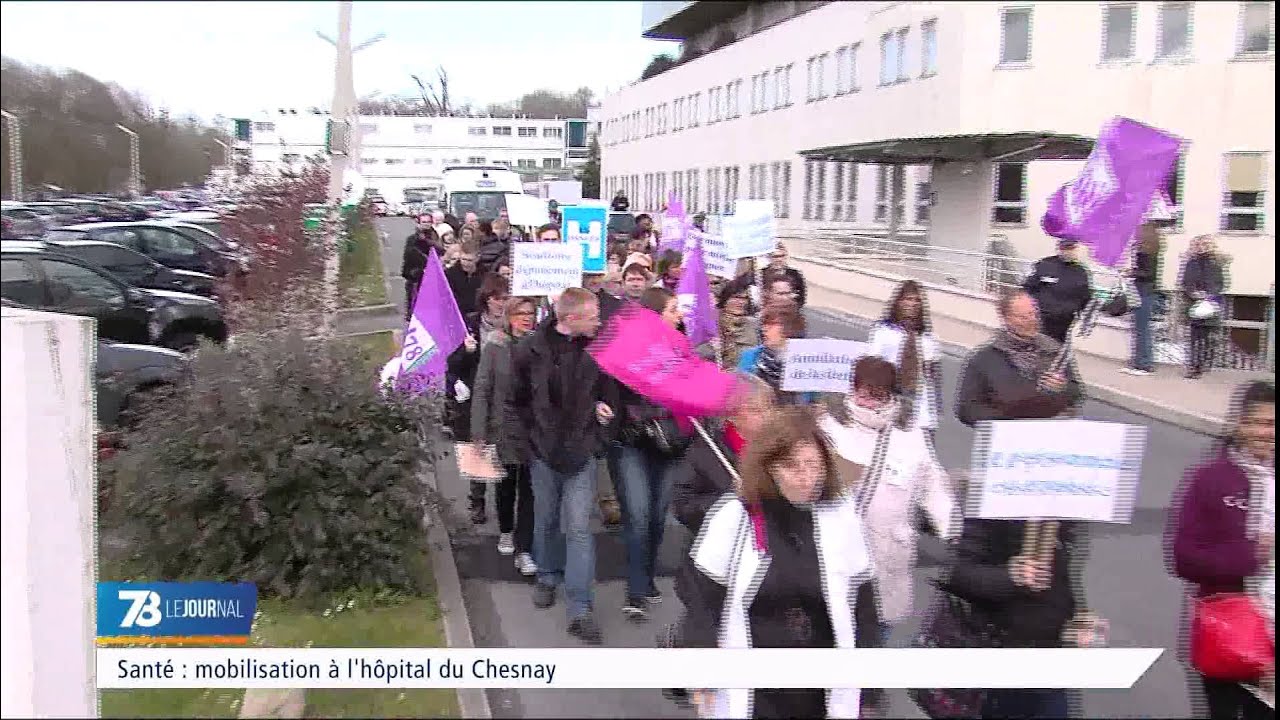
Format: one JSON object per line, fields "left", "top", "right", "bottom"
{"left": 442, "top": 165, "right": 523, "bottom": 220}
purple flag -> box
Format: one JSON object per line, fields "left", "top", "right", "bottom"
{"left": 1042, "top": 117, "right": 1182, "bottom": 267}
{"left": 676, "top": 235, "right": 719, "bottom": 346}
{"left": 396, "top": 248, "right": 467, "bottom": 393}
{"left": 658, "top": 190, "right": 688, "bottom": 255}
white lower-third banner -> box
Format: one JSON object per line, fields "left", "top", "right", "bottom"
{"left": 100, "top": 648, "right": 1163, "bottom": 689}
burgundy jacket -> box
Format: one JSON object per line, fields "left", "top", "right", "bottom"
{"left": 1169, "top": 447, "right": 1261, "bottom": 596}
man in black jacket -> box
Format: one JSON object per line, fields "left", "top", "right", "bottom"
{"left": 1023, "top": 239, "right": 1092, "bottom": 344}
{"left": 507, "top": 288, "right": 617, "bottom": 644}
{"left": 400, "top": 215, "right": 443, "bottom": 320}
{"left": 478, "top": 217, "right": 513, "bottom": 275}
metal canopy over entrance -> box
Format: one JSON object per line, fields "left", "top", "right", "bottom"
{"left": 798, "top": 131, "right": 1095, "bottom": 165}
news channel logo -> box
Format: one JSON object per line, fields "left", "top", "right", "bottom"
{"left": 96, "top": 582, "right": 257, "bottom": 646}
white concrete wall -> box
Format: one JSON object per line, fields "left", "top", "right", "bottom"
{"left": 1, "top": 308, "right": 97, "bottom": 718}
{"left": 600, "top": 1, "right": 1276, "bottom": 295}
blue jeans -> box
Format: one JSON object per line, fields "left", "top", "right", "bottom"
{"left": 1131, "top": 286, "right": 1155, "bottom": 371}
{"left": 981, "top": 688, "right": 1069, "bottom": 719}
{"left": 611, "top": 442, "right": 675, "bottom": 598}
{"left": 530, "top": 458, "right": 597, "bottom": 619}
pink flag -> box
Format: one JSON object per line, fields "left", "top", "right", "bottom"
{"left": 589, "top": 303, "right": 741, "bottom": 418}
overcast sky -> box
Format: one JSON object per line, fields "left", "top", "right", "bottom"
{"left": 0, "top": 1, "right": 678, "bottom": 120}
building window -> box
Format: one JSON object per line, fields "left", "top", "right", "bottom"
{"left": 1102, "top": 4, "right": 1137, "bottom": 61}
{"left": 688, "top": 169, "right": 699, "bottom": 210}
{"left": 750, "top": 75, "right": 760, "bottom": 114}
{"left": 468, "top": 156, "right": 485, "bottom": 164}
{"left": 1157, "top": 3, "right": 1192, "bottom": 58}
{"left": 361, "top": 157, "right": 378, "bottom": 165}
{"left": 806, "top": 57, "right": 818, "bottom": 101}
{"left": 875, "top": 166, "right": 908, "bottom": 224}
{"left": 691, "top": 93, "right": 701, "bottom": 126}
{"left": 992, "top": 162, "right": 1029, "bottom": 224}
{"left": 468, "top": 126, "right": 487, "bottom": 136}
{"left": 384, "top": 158, "right": 405, "bottom": 165}
{"left": 895, "top": 28, "right": 909, "bottom": 80}
{"left": 769, "top": 67, "right": 781, "bottom": 109}
{"left": 879, "top": 31, "right": 900, "bottom": 85}
{"left": 1221, "top": 152, "right": 1267, "bottom": 232}
{"left": 1000, "top": 7, "right": 1033, "bottom": 64}
{"left": 921, "top": 19, "right": 939, "bottom": 76}
{"left": 781, "top": 161, "right": 792, "bottom": 219}
{"left": 518, "top": 126, "right": 537, "bottom": 137}
{"left": 414, "top": 158, "right": 433, "bottom": 165}
{"left": 783, "top": 63, "right": 794, "bottom": 105}
{"left": 413, "top": 123, "right": 433, "bottom": 134}
{"left": 492, "top": 126, "right": 513, "bottom": 136}
{"left": 543, "top": 157, "right": 563, "bottom": 169}
{"left": 817, "top": 53, "right": 830, "bottom": 99}
{"left": 544, "top": 127, "right": 563, "bottom": 139}
{"left": 253, "top": 121, "right": 275, "bottom": 132}
{"left": 1239, "top": 2, "right": 1274, "bottom": 55}
{"left": 875, "top": 166, "right": 889, "bottom": 222}
{"left": 803, "top": 160, "right": 816, "bottom": 220}
{"left": 916, "top": 180, "right": 932, "bottom": 224}
{"left": 845, "top": 163, "right": 858, "bottom": 222}
{"left": 359, "top": 123, "right": 378, "bottom": 134}
{"left": 727, "top": 81, "right": 739, "bottom": 118}
{"left": 832, "top": 163, "right": 846, "bottom": 219}
{"left": 846, "top": 44, "right": 861, "bottom": 92}
{"left": 835, "top": 46, "right": 850, "bottom": 94}
{"left": 517, "top": 159, "right": 537, "bottom": 169}
{"left": 814, "top": 161, "right": 827, "bottom": 220}
{"left": 770, "top": 163, "right": 781, "bottom": 209}
{"left": 729, "top": 166, "right": 740, "bottom": 207}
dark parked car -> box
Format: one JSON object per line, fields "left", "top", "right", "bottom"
{"left": 1, "top": 243, "right": 227, "bottom": 351}
{"left": 44, "top": 222, "right": 240, "bottom": 277}
{"left": 95, "top": 339, "right": 187, "bottom": 428}
{"left": 45, "top": 239, "right": 218, "bottom": 297}
{"left": 2, "top": 205, "right": 48, "bottom": 239}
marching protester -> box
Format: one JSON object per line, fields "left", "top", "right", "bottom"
{"left": 739, "top": 305, "right": 815, "bottom": 405}
{"left": 683, "top": 406, "right": 882, "bottom": 719}
{"left": 401, "top": 217, "right": 443, "bottom": 320}
{"left": 762, "top": 242, "right": 807, "bottom": 308}
{"left": 479, "top": 217, "right": 514, "bottom": 274}
{"left": 1168, "top": 380, "right": 1274, "bottom": 719}
{"left": 655, "top": 250, "right": 683, "bottom": 292}
{"left": 470, "top": 296, "right": 541, "bottom": 575}
{"left": 535, "top": 222, "right": 560, "bottom": 243}
{"left": 717, "top": 275, "right": 759, "bottom": 370}
{"left": 761, "top": 274, "right": 801, "bottom": 313}
{"left": 1179, "top": 234, "right": 1228, "bottom": 380}
{"left": 621, "top": 254, "right": 654, "bottom": 302}
{"left": 947, "top": 287, "right": 1088, "bottom": 719}
{"left": 507, "top": 287, "right": 616, "bottom": 644}
{"left": 1023, "top": 237, "right": 1092, "bottom": 344}
{"left": 869, "top": 280, "right": 942, "bottom": 434}
{"left": 444, "top": 237, "right": 484, "bottom": 318}
{"left": 820, "top": 356, "right": 958, "bottom": 646}
{"left": 1123, "top": 223, "right": 1164, "bottom": 377}
{"left": 450, "top": 271, "right": 509, "bottom": 523}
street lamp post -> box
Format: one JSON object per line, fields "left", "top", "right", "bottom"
{"left": 115, "top": 124, "right": 141, "bottom": 198}
{"left": 317, "top": 1, "right": 384, "bottom": 332}
{"left": 1, "top": 110, "right": 24, "bottom": 201}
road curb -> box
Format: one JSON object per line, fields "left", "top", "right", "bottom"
{"left": 805, "top": 306, "right": 1225, "bottom": 436}
{"left": 238, "top": 688, "right": 305, "bottom": 719}
{"left": 420, "top": 466, "right": 493, "bottom": 720}
{"left": 336, "top": 304, "right": 397, "bottom": 321}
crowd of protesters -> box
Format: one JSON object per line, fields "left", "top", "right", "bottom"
{"left": 394, "top": 194, "right": 1272, "bottom": 720}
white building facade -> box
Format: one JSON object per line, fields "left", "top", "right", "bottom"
{"left": 230, "top": 113, "right": 590, "bottom": 203}
{"left": 599, "top": 1, "right": 1276, "bottom": 304}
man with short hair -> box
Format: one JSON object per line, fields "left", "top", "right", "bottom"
{"left": 445, "top": 237, "right": 483, "bottom": 317}
{"left": 536, "top": 223, "right": 561, "bottom": 242}
{"left": 401, "top": 215, "right": 443, "bottom": 320}
{"left": 507, "top": 287, "right": 616, "bottom": 644}
{"left": 479, "top": 217, "right": 513, "bottom": 274}
{"left": 620, "top": 254, "right": 654, "bottom": 302}
{"left": 1023, "top": 239, "right": 1092, "bottom": 344}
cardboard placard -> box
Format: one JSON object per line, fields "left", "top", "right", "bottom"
{"left": 781, "top": 338, "right": 868, "bottom": 393}
{"left": 561, "top": 205, "right": 608, "bottom": 274}
{"left": 724, "top": 200, "right": 777, "bottom": 260}
{"left": 504, "top": 193, "right": 551, "bottom": 228}
{"left": 511, "top": 242, "right": 583, "bottom": 297}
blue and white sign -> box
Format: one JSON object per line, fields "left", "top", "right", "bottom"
{"left": 561, "top": 205, "right": 607, "bottom": 274}
{"left": 97, "top": 582, "right": 257, "bottom": 643}
{"left": 970, "top": 419, "right": 1146, "bottom": 522}
{"left": 723, "top": 200, "right": 777, "bottom": 260}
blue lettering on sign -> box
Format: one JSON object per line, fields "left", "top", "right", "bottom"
{"left": 560, "top": 206, "right": 607, "bottom": 273}
{"left": 987, "top": 451, "right": 1127, "bottom": 470}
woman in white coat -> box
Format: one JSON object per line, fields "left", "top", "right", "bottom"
{"left": 868, "top": 280, "right": 942, "bottom": 436}
{"left": 684, "top": 407, "right": 882, "bottom": 719}
{"left": 820, "top": 356, "right": 959, "bottom": 646}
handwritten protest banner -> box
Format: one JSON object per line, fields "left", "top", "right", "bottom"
{"left": 724, "top": 200, "right": 777, "bottom": 260}
{"left": 690, "top": 230, "right": 736, "bottom": 279}
{"left": 781, "top": 338, "right": 868, "bottom": 393}
{"left": 504, "top": 193, "right": 551, "bottom": 228}
{"left": 456, "top": 443, "right": 503, "bottom": 482}
{"left": 969, "top": 419, "right": 1146, "bottom": 522}
{"left": 561, "top": 205, "right": 607, "bottom": 273}
{"left": 511, "top": 242, "right": 583, "bottom": 297}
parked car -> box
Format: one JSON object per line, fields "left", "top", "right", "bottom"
{"left": 0, "top": 243, "right": 228, "bottom": 351}
{"left": 44, "top": 222, "right": 240, "bottom": 277}
{"left": 95, "top": 339, "right": 187, "bottom": 428}
{"left": 28, "top": 201, "right": 97, "bottom": 225}
{"left": 370, "top": 196, "right": 389, "bottom": 216}
{"left": 2, "top": 205, "right": 49, "bottom": 239}
{"left": 45, "top": 239, "right": 218, "bottom": 297}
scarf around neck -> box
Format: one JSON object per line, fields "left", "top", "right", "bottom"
{"left": 991, "top": 328, "right": 1058, "bottom": 382}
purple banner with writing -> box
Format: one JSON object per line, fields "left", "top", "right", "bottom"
{"left": 396, "top": 248, "right": 467, "bottom": 393}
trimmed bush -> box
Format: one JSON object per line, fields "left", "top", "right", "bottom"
{"left": 100, "top": 327, "right": 444, "bottom": 602}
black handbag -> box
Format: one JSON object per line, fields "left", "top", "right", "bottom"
{"left": 907, "top": 586, "right": 1004, "bottom": 719}
{"left": 1102, "top": 291, "right": 1130, "bottom": 317}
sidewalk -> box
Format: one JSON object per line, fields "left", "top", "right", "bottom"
{"left": 799, "top": 268, "right": 1270, "bottom": 436}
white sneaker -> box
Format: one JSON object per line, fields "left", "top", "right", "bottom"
{"left": 515, "top": 552, "right": 537, "bottom": 576}
{"left": 1120, "top": 367, "right": 1153, "bottom": 376}
{"left": 497, "top": 533, "right": 515, "bottom": 556}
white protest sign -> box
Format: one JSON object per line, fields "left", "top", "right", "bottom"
{"left": 724, "top": 200, "right": 777, "bottom": 260}
{"left": 661, "top": 215, "right": 686, "bottom": 245}
{"left": 781, "top": 338, "right": 869, "bottom": 393}
{"left": 690, "top": 230, "right": 736, "bottom": 280}
{"left": 970, "top": 419, "right": 1146, "bottom": 523}
{"left": 511, "top": 242, "right": 583, "bottom": 297}
{"left": 504, "top": 194, "right": 550, "bottom": 228}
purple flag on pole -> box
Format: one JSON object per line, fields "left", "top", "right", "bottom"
{"left": 1041, "top": 117, "right": 1182, "bottom": 267}
{"left": 676, "top": 235, "right": 719, "bottom": 346}
{"left": 659, "top": 191, "right": 688, "bottom": 255}
{"left": 396, "top": 248, "right": 467, "bottom": 393}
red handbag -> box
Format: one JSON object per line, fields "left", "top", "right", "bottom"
{"left": 1190, "top": 593, "right": 1275, "bottom": 681}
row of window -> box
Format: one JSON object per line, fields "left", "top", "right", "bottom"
{"left": 1003, "top": 1, "right": 1273, "bottom": 65}
{"left": 250, "top": 121, "right": 565, "bottom": 139}
{"left": 605, "top": 151, "right": 1269, "bottom": 233}
{"left": 346, "top": 156, "right": 564, "bottom": 169}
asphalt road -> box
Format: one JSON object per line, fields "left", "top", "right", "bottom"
{"left": 379, "top": 218, "right": 1214, "bottom": 719}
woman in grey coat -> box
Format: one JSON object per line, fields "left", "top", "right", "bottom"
{"left": 471, "top": 296, "right": 540, "bottom": 576}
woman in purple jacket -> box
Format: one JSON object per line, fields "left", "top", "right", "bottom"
{"left": 1169, "top": 380, "right": 1275, "bottom": 720}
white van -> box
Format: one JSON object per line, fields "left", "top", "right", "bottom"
{"left": 442, "top": 165, "right": 523, "bottom": 220}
